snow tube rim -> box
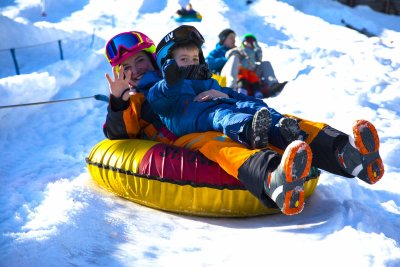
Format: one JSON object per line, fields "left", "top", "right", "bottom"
{"left": 86, "top": 139, "right": 319, "bottom": 217}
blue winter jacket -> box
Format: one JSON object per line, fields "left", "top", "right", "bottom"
{"left": 205, "top": 43, "right": 230, "bottom": 74}
{"left": 147, "top": 77, "right": 285, "bottom": 147}
{"left": 135, "top": 70, "right": 161, "bottom": 96}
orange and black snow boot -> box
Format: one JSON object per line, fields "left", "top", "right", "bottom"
{"left": 336, "top": 120, "right": 384, "bottom": 184}
{"left": 264, "top": 140, "right": 312, "bottom": 215}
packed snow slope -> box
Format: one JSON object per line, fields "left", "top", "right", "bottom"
{"left": 1, "top": 0, "right": 400, "bottom": 266}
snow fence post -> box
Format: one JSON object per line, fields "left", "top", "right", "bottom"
{"left": 58, "top": 40, "right": 64, "bottom": 60}
{"left": 10, "top": 48, "right": 20, "bottom": 75}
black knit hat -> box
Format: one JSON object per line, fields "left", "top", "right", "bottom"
{"left": 218, "top": 28, "right": 235, "bottom": 44}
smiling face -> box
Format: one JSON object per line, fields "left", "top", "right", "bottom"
{"left": 120, "top": 51, "right": 155, "bottom": 87}
{"left": 171, "top": 46, "right": 200, "bottom": 67}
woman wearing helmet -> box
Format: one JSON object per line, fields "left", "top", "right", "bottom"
{"left": 105, "top": 31, "right": 157, "bottom": 99}
{"left": 103, "top": 31, "right": 176, "bottom": 142}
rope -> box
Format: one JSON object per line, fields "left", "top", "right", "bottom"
{"left": 0, "top": 94, "right": 109, "bottom": 109}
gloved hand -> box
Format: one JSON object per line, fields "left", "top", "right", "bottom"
{"left": 225, "top": 47, "right": 244, "bottom": 60}
{"left": 162, "top": 59, "right": 185, "bottom": 85}
{"left": 277, "top": 117, "right": 302, "bottom": 145}
{"left": 180, "top": 64, "right": 212, "bottom": 80}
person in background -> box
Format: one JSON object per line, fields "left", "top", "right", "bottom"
{"left": 206, "top": 28, "right": 237, "bottom": 74}
{"left": 206, "top": 29, "right": 287, "bottom": 98}
{"left": 176, "top": 0, "right": 195, "bottom": 16}
{"left": 233, "top": 33, "right": 264, "bottom": 97}
{"left": 243, "top": 34, "right": 288, "bottom": 98}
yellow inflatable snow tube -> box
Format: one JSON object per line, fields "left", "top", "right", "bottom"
{"left": 86, "top": 139, "right": 319, "bottom": 217}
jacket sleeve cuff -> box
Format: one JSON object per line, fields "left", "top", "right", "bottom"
{"left": 110, "top": 94, "right": 129, "bottom": 112}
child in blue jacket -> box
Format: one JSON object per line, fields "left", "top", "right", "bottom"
{"left": 206, "top": 28, "right": 236, "bottom": 74}
{"left": 147, "top": 25, "right": 299, "bottom": 150}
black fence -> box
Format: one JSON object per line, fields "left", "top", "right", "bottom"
{"left": 338, "top": 0, "right": 400, "bottom": 15}
{"left": 0, "top": 33, "right": 104, "bottom": 78}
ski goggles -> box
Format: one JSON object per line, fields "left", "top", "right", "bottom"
{"left": 105, "top": 31, "right": 155, "bottom": 66}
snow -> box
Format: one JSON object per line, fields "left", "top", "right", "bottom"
{"left": 1, "top": 0, "right": 400, "bottom": 266}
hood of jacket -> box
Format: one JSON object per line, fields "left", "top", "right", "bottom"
{"left": 136, "top": 70, "right": 162, "bottom": 96}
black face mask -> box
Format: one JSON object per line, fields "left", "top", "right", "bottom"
{"left": 178, "top": 63, "right": 212, "bottom": 80}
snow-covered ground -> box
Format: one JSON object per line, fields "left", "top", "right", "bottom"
{"left": 1, "top": 0, "right": 400, "bottom": 266}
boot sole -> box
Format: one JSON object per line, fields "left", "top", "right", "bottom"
{"left": 277, "top": 140, "right": 312, "bottom": 215}
{"left": 282, "top": 141, "right": 312, "bottom": 215}
{"left": 251, "top": 108, "right": 271, "bottom": 149}
{"left": 352, "top": 120, "right": 384, "bottom": 184}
